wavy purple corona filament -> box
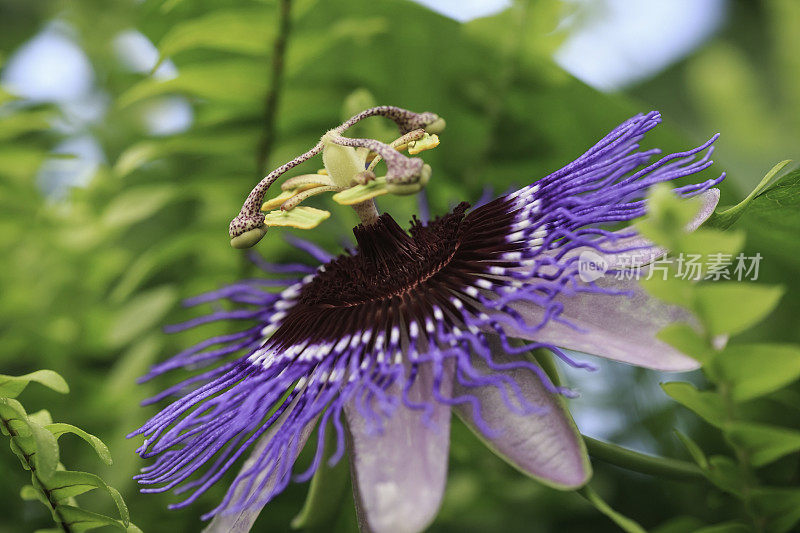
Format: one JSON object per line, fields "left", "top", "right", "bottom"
{"left": 130, "top": 111, "right": 723, "bottom": 519}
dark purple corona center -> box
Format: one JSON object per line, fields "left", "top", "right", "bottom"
{"left": 298, "top": 203, "right": 470, "bottom": 308}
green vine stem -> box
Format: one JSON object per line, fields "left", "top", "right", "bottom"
{"left": 717, "top": 379, "right": 766, "bottom": 532}
{"left": 243, "top": 0, "right": 293, "bottom": 277}
{"left": 256, "top": 0, "right": 293, "bottom": 176}
{"left": 577, "top": 485, "right": 647, "bottom": 533}
{"left": 583, "top": 434, "right": 705, "bottom": 482}
{"left": 702, "top": 330, "right": 764, "bottom": 530}
{"left": 0, "top": 414, "right": 72, "bottom": 533}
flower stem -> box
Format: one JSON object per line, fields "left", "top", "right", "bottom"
{"left": 583, "top": 434, "right": 704, "bottom": 482}
{"left": 352, "top": 200, "right": 380, "bottom": 226}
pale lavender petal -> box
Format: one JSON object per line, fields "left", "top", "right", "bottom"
{"left": 506, "top": 276, "right": 699, "bottom": 371}
{"left": 345, "top": 364, "right": 451, "bottom": 533}
{"left": 454, "top": 336, "right": 590, "bottom": 489}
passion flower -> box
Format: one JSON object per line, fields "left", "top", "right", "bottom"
{"left": 130, "top": 106, "right": 723, "bottom": 532}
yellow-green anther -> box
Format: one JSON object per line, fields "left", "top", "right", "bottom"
{"left": 281, "top": 174, "right": 334, "bottom": 191}
{"left": 332, "top": 177, "right": 389, "bottom": 205}
{"left": 263, "top": 206, "right": 331, "bottom": 229}
{"left": 366, "top": 129, "right": 426, "bottom": 173}
{"left": 262, "top": 190, "right": 298, "bottom": 211}
{"left": 407, "top": 133, "right": 440, "bottom": 155}
{"left": 280, "top": 185, "right": 342, "bottom": 211}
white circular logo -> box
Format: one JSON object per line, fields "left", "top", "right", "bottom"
{"left": 578, "top": 250, "right": 609, "bottom": 282}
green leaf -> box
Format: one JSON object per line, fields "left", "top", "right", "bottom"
{"left": 105, "top": 286, "right": 178, "bottom": 349}
{"left": 57, "top": 505, "right": 127, "bottom": 532}
{"left": 714, "top": 169, "right": 800, "bottom": 270}
{"left": 0, "top": 397, "right": 30, "bottom": 437}
{"left": 27, "top": 410, "right": 53, "bottom": 427}
{"left": 20, "top": 484, "right": 40, "bottom": 501}
{"left": 101, "top": 185, "right": 178, "bottom": 229}
{"left": 0, "top": 146, "right": 47, "bottom": 182}
{"left": 112, "top": 132, "right": 256, "bottom": 178}
{"left": 679, "top": 229, "right": 745, "bottom": 261}
{"left": 706, "top": 160, "right": 794, "bottom": 230}
{"left": 694, "top": 522, "right": 751, "bottom": 533}
{"left": 705, "top": 455, "right": 745, "bottom": 496}
{"left": 636, "top": 184, "right": 705, "bottom": 251}
{"left": 0, "top": 87, "right": 16, "bottom": 106}
{"left": 725, "top": 422, "right": 800, "bottom": 467}
{"left": 156, "top": 8, "right": 273, "bottom": 60}
{"left": 37, "top": 471, "right": 129, "bottom": 525}
{"left": 578, "top": 485, "right": 647, "bottom": 533}
{"left": 284, "top": 17, "right": 388, "bottom": 79}
{"left": 118, "top": 60, "right": 267, "bottom": 108}
{"left": 465, "top": 0, "right": 567, "bottom": 63}
{"left": 111, "top": 141, "right": 159, "bottom": 178}
{"left": 0, "top": 402, "right": 59, "bottom": 478}
{"left": 102, "top": 335, "right": 163, "bottom": 402}
{"left": 20, "top": 484, "right": 52, "bottom": 509}
{"left": 713, "top": 343, "right": 800, "bottom": 402}
{"left": 109, "top": 234, "right": 202, "bottom": 303}
{"left": 27, "top": 419, "right": 60, "bottom": 481}
{"left": 661, "top": 382, "right": 727, "bottom": 428}
{"left": 751, "top": 488, "right": 800, "bottom": 533}
{"left": 694, "top": 283, "right": 783, "bottom": 337}
{"left": 0, "top": 370, "right": 69, "bottom": 398}
{"left": 657, "top": 324, "right": 713, "bottom": 366}
{"left": 47, "top": 423, "right": 113, "bottom": 465}
{"left": 673, "top": 429, "right": 709, "bottom": 469}
{"left": 0, "top": 109, "right": 52, "bottom": 142}
{"left": 639, "top": 275, "right": 695, "bottom": 309}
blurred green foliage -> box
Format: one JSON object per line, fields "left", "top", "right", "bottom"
{"left": 638, "top": 183, "right": 800, "bottom": 532}
{"left": 0, "top": 0, "right": 798, "bottom": 532}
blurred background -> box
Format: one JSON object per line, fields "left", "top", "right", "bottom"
{"left": 1, "top": 0, "right": 798, "bottom": 531}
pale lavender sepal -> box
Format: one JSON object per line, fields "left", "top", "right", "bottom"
{"left": 203, "top": 408, "right": 318, "bottom": 533}
{"left": 345, "top": 364, "right": 451, "bottom": 533}
{"left": 506, "top": 276, "right": 698, "bottom": 371}
{"left": 685, "top": 188, "right": 720, "bottom": 232}
{"left": 454, "top": 336, "right": 590, "bottom": 489}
